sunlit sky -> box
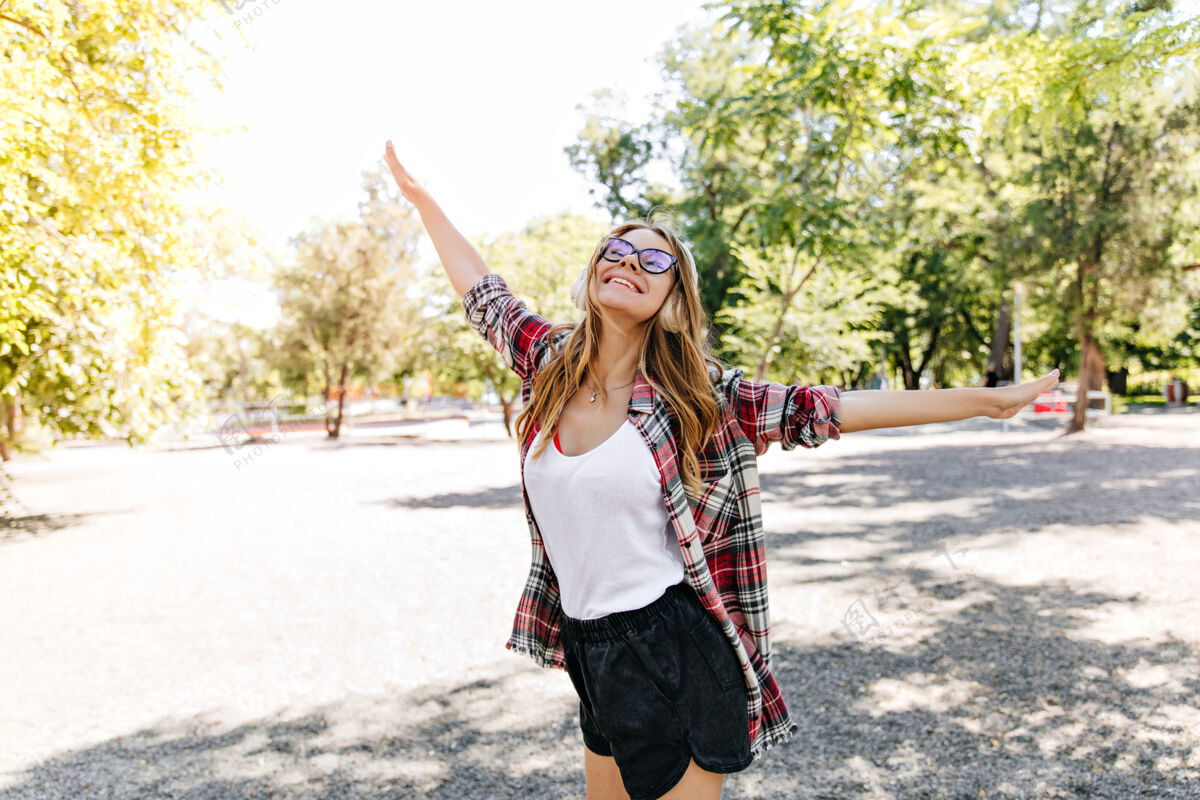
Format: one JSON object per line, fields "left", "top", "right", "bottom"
{"left": 181, "top": 0, "right": 1199, "bottom": 328}
{"left": 185, "top": 0, "right": 724, "bottom": 327}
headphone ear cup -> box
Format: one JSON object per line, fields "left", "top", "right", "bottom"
{"left": 659, "top": 291, "right": 685, "bottom": 333}
{"left": 571, "top": 267, "right": 589, "bottom": 311}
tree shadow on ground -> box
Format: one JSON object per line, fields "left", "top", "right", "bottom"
{"left": 3, "top": 576, "right": 1196, "bottom": 799}
{"left": 0, "top": 668, "right": 585, "bottom": 800}
{"left": 745, "top": 573, "right": 1200, "bottom": 798}
{"left": 6, "top": 430, "right": 1196, "bottom": 798}
{"left": 761, "top": 437, "right": 1199, "bottom": 559}
{"left": 0, "top": 510, "right": 120, "bottom": 545}
{"left": 384, "top": 483, "right": 522, "bottom": 509}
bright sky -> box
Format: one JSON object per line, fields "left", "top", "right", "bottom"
{"left": 180, "top": 0, "right": 1200, "bottom": 328}
{"left": 185, "top": 0, "right": 723, "bottom": 327}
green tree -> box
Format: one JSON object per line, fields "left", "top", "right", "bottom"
{"left": 185, "top": 318, "right": 282, "bottom": 404}
{"left": 273, "top": 168, "right": 424, "bottom": 438}
{"left": 0, "top": 0, "right": 238, "bottom": 459}
{"left": 566, "top": 21, "right": 768, "bottom": 325}
{"left": 570, "top": 0, "right": 1200, "bottom": 413}
{"left": 570, "top": 1, "right": 988, "bottom": 385}
{"left": 967, "top": 0, "right": 1200, "bottom": 431}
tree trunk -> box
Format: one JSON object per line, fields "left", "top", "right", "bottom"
{"left": 326, "top": 362, "right": 349, "bottom": 439}
{"left": 1069, "top": 330, "right": 1104, "bottom": 434}
{"left": 898, "top": 333, "right": 918, "bottom": 390}
{"left": 755, "top": 293, "right": 794, "bottom": 383}
{"left": 500, "top": 396, "right": 515, "bottom": 437}
{"left": 1087, "top": 338, "right": 1107, "bottom": 393}
{"left": 3, "top": 390, "right": 24, "bottom": 460}
{"left": 754, "top": 248, "right": 817, "bottom": 382}
{"left": 0, "top": 395, "right": 14, "bottom": 462}
{"left": 481, "top": 363, "right": 516, "bottom": 438}
{"left": 988, "top": 291, "right": 1013, "bottom": 382}
{"left": 895, "top": 331, "right": 940, "bottom": 390}
{"left": 1067, "top": 256, "right": 1105, "bottom": 434}
{"left": 916, "top": 325, "right": 941, "bottom": 386}
{"left": 1068, "top": 124, "right": 1120, "bottom": 434}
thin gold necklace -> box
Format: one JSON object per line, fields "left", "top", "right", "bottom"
{"left": 587, "top": 374, "right": 635, "bottom": 403}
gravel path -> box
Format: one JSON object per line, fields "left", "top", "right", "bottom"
{"left": 1, "top": 410, "right": 1198, "bottom": 799}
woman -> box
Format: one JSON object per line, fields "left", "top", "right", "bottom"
{"left": 384, "top": 141, "right": 1059, "bottom": 800}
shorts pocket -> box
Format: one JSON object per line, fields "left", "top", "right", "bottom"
{"left": 688, "top": 616, "right": 743, "bottom": 692}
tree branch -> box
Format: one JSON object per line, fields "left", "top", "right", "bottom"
{"left": 0, "top": 9, "right": 46, "bottom": 39}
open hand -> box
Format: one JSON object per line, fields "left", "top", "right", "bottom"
{"left": 384, "top": 140, "right": 425, "bottom": 204}
{"left": 985, "top": 369, "right": 1061, "bottom": 419}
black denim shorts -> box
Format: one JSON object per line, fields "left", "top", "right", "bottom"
{"left": 560, "top": 581, "right": 753, "bottom": 800}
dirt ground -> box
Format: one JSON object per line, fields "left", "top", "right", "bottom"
{"left": 1, "top": 409, "right": 1197, "bottom": 799}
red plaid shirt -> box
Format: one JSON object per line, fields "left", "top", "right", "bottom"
{"left": 463, "top": 272, "right": 841, "bottom": 757}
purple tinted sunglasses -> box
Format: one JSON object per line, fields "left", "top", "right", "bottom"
{"left": 601, "top": 236, "right": 678, "bottom": 275}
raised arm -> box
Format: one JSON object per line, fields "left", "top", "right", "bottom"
{"left": 384, "top": 141, "right": 554, "bottom": 381}
{"left": 384, "top": 140, "right": 487, "bottom": 299}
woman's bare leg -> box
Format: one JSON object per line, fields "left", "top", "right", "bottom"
{"left": 659, "top": 758, "right": 724, "bottom": 799}
{"left": 584, "top": 749, "right": 725, "bottom": 800}
{"left": 584, "top": 748, "right": 630, "bottom": 800}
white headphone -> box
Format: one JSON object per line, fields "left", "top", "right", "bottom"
{"left": 569, "top": 267, "right": 590, "bottom": 310}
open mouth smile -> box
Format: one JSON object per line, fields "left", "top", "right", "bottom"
{"left": 603, "top": 275, "right": 641, "bottom": 293}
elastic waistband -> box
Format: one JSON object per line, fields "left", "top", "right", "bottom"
{"left": 560, "top": 582, "right": 694, "bottom": 643}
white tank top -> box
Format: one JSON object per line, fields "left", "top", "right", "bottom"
{"left": 523, "top": 419, "right": 687, "bottom": 620}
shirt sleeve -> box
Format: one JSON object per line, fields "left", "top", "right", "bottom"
{"left": 715, "top": 366, "right": 841, "bottom": 455}
{"left": 461, "top": 272, "right": 555, "bottom": 382}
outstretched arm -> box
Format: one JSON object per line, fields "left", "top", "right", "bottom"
{"left": 839, "top": 369, "right": 1060, "bottom": 434}
{"left": 384, "top": 140, "right": 487, "bottom": 299}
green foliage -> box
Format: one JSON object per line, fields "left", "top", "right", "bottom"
{"left": 272, "top": 167, "right": 425, "bottom": 424}
{"left": 185, "top": 318, "right": 277, "bottom": 402}
{"left": 568, "top": 0, "right": 1200, "bottom": 401}
{"left": 0, "top": 0, "right": 238, "bottom": 449}
{"left": 960, "top": 0, "right": 1200, "bottom": 397}
{"left": 716, "top": 240, "right": 889, "bottom": 384}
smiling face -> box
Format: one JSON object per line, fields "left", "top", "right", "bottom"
{"left": 590, "top": 227, "right": 678, "bottom": 327}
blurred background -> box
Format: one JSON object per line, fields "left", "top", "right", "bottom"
{"left": 2, "top": 0, "right": 1199, "bottom": 460}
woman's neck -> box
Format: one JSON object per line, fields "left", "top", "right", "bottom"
{"left": 590, "top": 325, "right": 641, "bottom": 388}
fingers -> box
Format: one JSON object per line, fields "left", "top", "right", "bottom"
{"left": 384, "top": 140, "right": 405, "bottom": 171}
{"left": 383, "top": 141, "right": 425, "bottom": 204}
{"left": 383, "top": 141, "right": 415, "bottom": 190}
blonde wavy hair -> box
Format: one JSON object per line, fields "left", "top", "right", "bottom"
{"left": 515, "top": 209, "right": 725, "bottom": 499}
